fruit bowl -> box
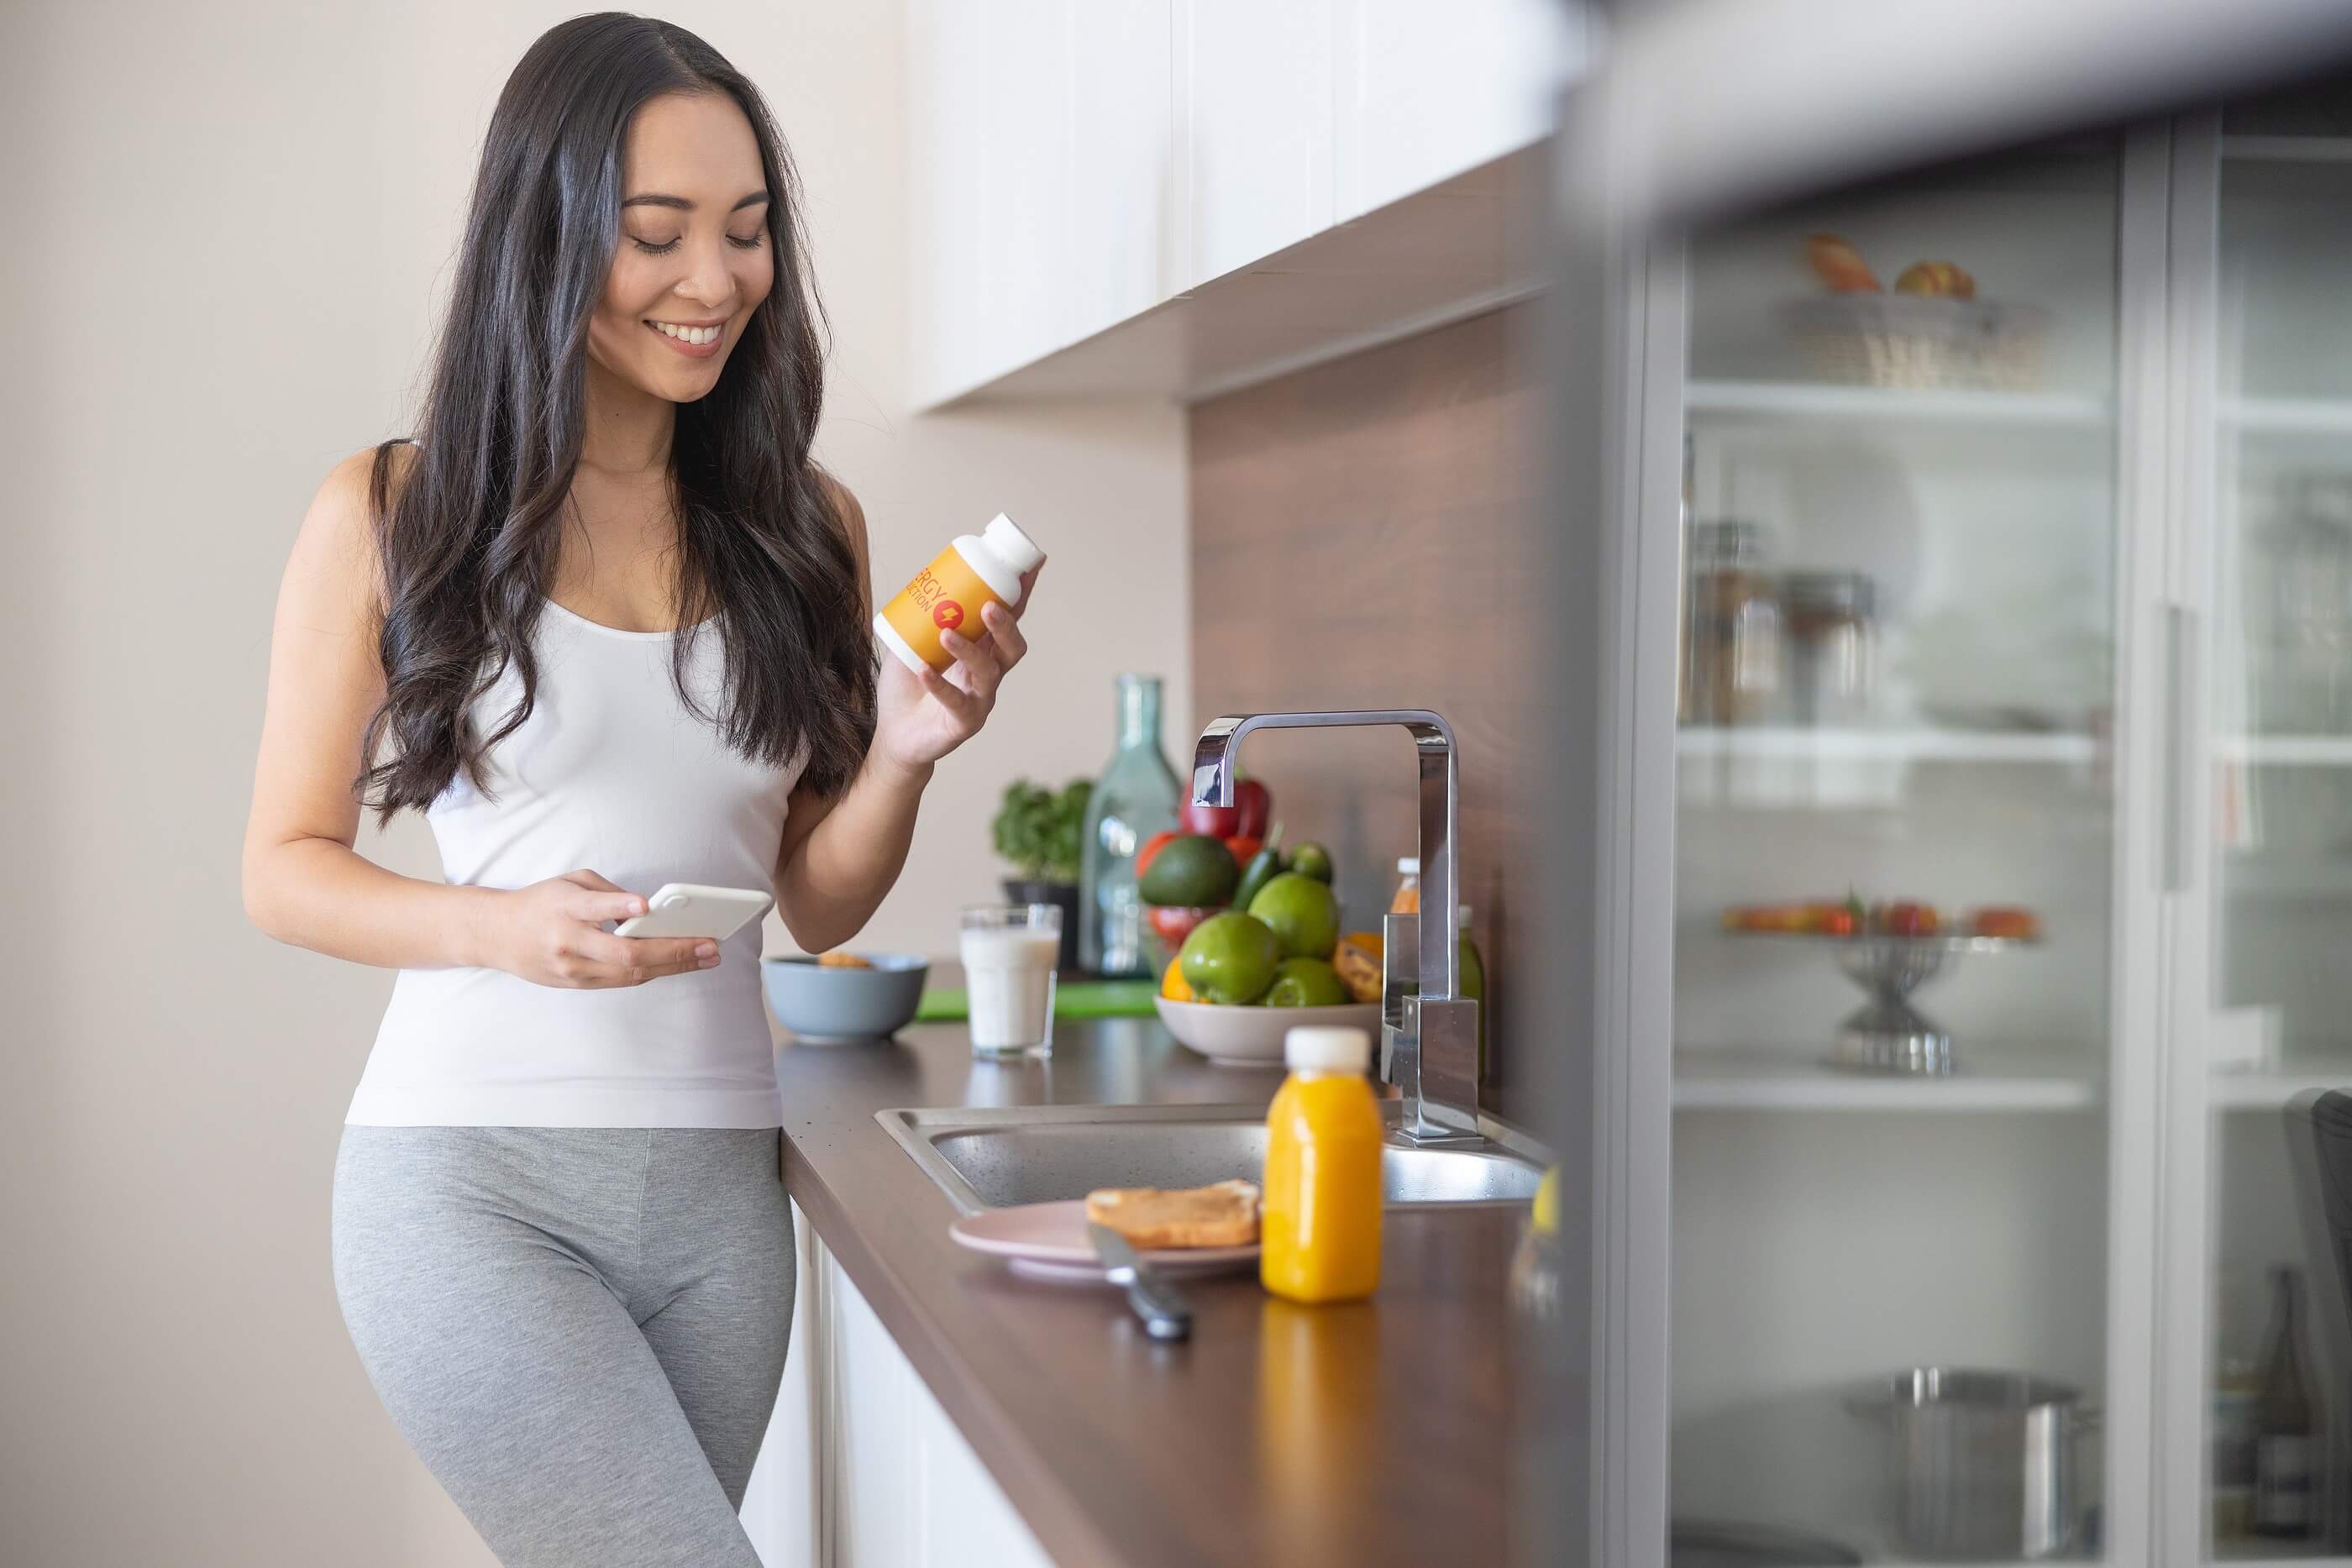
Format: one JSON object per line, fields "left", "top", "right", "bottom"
{"left": 1729, "top": 929, "right": 2041, "bottom": 1075}
{"left": 1152, "top": 996, "right": 1381, "bottom": 1068}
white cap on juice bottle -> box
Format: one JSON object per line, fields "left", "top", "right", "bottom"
{"left": 1284, "top": 1026, "right": 1371, "bottom": 1073}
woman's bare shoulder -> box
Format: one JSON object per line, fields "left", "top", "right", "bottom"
{"left": 816, "top": 469, "right": 866, "bottom": 532}
{"left": 295, "top": 441, "right": 416, "bottom": 619}
{"left": 816, "top": 469, "right": 870, "bottom": 564}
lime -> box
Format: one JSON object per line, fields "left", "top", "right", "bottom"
{"left": 1138, "top": 835, "right": 1238, "bottom": 907}
{"left": 1289, "top": 842, "right": 1335, "bottom": 884}
{"left": 1177, "top": 911, "right": 1283, "bottom": 1004}
{"left": 1246, "top": 872, "right": 1342, "bottom": 961}
{"left": 1264, "top": 956, "right": 1349, "bottom": 1008}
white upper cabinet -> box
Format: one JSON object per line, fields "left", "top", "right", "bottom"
{"left": 1071, "top": 0, "right": 1179, "bottom": 343}
{"left": 1173, "top": 0, "right": 1335, "bottom": 291}
{"left": 906, "top": 0, "right": 1000, "bottom": 405}
{"left": 906, "top": 0, "right": 1574, "bottom": 406}
{"left": 972, "top": 4, "right": 1079, "bottom": 379}
{"left": 1331, "top": 0, "right": 1570, "bottom": 223}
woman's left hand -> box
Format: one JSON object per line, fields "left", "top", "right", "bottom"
{"left": 869, "top": 565, "right": 1040, "bottom": 776}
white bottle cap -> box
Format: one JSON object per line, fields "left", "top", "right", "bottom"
{"left": 979, "top": 512, "right": 1044, "bottom": 575}
{"left": 1397, "top": 857, "right": 1420, "bottom": 875}
{"left": 1286, "top": 1025, "right": 1371, "bottom": 1073}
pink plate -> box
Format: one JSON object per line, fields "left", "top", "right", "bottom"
{"left": 949, "top": 1199, "right": 1258, "bottom": 1283}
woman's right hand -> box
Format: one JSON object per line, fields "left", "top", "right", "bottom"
{"left": 470, "top": 869, "right": 719, "bottom": 988}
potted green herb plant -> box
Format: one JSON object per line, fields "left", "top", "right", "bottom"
{"left": 991, "top": 778, "right": 1090, "bottom": 973}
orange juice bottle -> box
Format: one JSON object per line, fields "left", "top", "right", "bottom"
{"left": 874, "top": 512, "right": 1044, "bottom": 674}
{"left": 1261, "top": 1026, "right": 1383, "bottom": 1303}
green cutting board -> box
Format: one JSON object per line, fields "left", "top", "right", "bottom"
{"left": 916, "top": 979, "right": 1158, "bottom": 1022}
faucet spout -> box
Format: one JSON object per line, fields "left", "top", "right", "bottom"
{"left": 1189, "top": 710, "right": 1478, "bottom": 1142}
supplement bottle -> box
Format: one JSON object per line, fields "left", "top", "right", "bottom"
{"left": 874, "top": 512, "right": 1044, "bottom": 675}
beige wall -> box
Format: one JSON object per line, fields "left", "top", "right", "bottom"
{"left": 0, "top": 3, "right": 1185, "bottom": 1564}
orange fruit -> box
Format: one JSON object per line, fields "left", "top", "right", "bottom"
{"left": 1161, "top": 955, "right": 1195, "bottom": 1002}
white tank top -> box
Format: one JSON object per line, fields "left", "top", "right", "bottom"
{"left": 347, "top": 599, "right": 802, "bottom": 1128}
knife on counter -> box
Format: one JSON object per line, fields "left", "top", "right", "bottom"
{"left": 1087, "top": 1222, "right": 1193, "bottom": 1341}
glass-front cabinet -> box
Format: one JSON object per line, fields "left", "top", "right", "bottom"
{"left": 2178, "top": 81, "right": 2352, "bottom": 1568}
{"left": 1603, "top": 76, "right": 2352, "bottom": 1568}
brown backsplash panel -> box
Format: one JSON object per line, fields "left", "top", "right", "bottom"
{"left": 1188, "top": 302, "right": 1546, "bottom": 1093}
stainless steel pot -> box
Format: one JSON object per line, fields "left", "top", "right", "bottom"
{"left": 1846, "top": 1367, "right": 2097, "bottom": 1560}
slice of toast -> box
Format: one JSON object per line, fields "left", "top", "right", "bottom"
{"left": 1084, "top": 1178, "right": 1261, "bottom": 1250}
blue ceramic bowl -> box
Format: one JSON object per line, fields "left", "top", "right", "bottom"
{"left": 761, "top": 953, "right": 930, "bottom": 1043}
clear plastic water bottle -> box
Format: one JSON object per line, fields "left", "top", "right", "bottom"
{"left": 1078, "top": 674, "right": 1180, "bottom": 977}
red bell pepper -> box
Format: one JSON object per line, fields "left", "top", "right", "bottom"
{"left": 1232, "top": 778, "right": 1272, "bottom": 840}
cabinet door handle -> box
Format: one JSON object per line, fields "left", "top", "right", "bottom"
{"left": 2163, "top": 605, "right": 2197, "bottom": 894}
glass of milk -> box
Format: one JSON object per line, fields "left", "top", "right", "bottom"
{"left": 959, "top": 905, "right": 1062, "bottom": 1057}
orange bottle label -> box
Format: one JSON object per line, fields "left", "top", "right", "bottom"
{"left": 880, "top": 543, "right": 1008, "bottom": 671}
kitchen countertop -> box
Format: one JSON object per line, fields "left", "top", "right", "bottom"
{"left": 774, "top": 1015, "right": 1535, "bottom": 1568}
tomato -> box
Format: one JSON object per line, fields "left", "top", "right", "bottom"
{"left": 1180, "top": 796, "right": 1242, "bottom": 838}
{"left": 1818, "top": 908, "right": 1857, "bottom": 937}
{"left": 1222, "top": 835, "right": 1263, "bottom": 867}
{"left": 1970, "top": 906, "right": 2040, "bottom": 941}
{"left": 1147, "top": 905, "right": 1217, "bottom": 948}
{"left": 1232, "top": 778, "right": 1273, "bottom": 840}
{"left": 1877, "top": 901, "right": 1940, "bottom": 937}
{"left": 1135, "top": 831, "right": 1180, "bottom": 881}
{"left": 1724, "top": 904, "right": 1810, "bottom": 933}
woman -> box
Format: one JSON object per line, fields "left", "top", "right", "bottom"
{"left": 239, "top": 16, "right": 1030, "bottom": 1565}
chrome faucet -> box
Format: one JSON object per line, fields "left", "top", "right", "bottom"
{"left": 1190, "top": 710, "right": 1482, "bottom": 1145}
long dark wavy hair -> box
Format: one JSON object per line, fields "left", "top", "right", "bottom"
{"left": 358, "top": 13, "right": 874, "bottom": 821}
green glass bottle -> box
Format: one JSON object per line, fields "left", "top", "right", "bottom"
{"left": 1079, "top": 674, "right": 1180, "bottom": 977}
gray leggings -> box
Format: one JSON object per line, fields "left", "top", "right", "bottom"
{"left": 331, "top": 1125, "right": 792, "bottom": 1568}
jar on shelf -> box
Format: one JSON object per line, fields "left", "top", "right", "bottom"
{"left": 1685, "top": 521, "right": 1785, "bottom": 726}
{"left": 1785, "top": 569, "right": 1877, "bottom": 727}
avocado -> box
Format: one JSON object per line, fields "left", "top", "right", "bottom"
{"left": 1137, "top": 834, "right": 1239, "bottom": 907}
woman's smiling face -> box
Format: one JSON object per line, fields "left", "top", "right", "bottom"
{"left": 587, "top": 91, "right": 775, "bottom": 404}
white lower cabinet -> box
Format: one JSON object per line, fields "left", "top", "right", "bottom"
{"left": 744, "top": 1204, "right": 1055, "bottom": 1568}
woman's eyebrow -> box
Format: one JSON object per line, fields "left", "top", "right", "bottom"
{"left": 620, "top": 191, "right": 771, "bottom": 212}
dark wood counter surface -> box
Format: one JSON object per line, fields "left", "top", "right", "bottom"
{"left": 773, "top": 1015, "right": 1530, "bottom": 1568}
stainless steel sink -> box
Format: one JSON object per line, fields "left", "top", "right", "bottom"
{"left": 877, "top": 1101, "right": 1549, "bottom": 1215}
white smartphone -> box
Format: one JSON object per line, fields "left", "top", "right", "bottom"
{"left": 612, "top": 883, "right": 775, "bottom": 941}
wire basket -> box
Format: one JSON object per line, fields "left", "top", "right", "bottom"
{"left": 1782, "top": 294, "right": 2054, "bottom": 392}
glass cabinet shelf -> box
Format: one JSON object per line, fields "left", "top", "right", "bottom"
{"left": 2216, "top": 736, "right": 2352, "bottom": 765}
{"left": 1677, "top": 725, "right": 2101, "bottom": 763}
{"left": 2223, "top": 396, "right": 2352, "bottom": 434}
{"left": 2211, "top": 1055, "right": 2352, "bottom": 1113}
{"left": 1688, "top": 377, "right": 2112, "bottom": 427}
{"left": 1673, "top": 1046, "right": 2103, "bottom": 1113}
